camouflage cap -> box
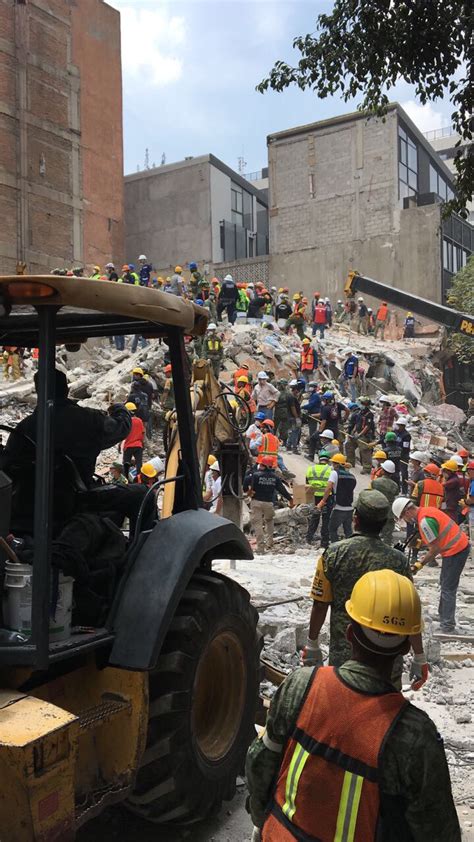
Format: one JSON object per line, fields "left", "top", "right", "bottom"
{"left": 355, "top": 489, "right": 389, "bottom": 521}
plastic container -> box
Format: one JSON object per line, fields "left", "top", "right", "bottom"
{"left": 3, "top": 561, "right": 74, "bottom": 642}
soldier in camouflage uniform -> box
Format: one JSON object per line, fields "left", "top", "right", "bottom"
{"left": 273, "top": 379, "right": 290, "bottom": 443}
{"left": 371, "top": 459, "right": 400, "bottom": 545}
{"left": 304, "top": 490, "right": 423, "bottom": 678}
{"left": 246, "top": 571, "right": 460, "bottom": 842}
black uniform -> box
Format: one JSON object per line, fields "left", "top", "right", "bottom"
{"left": 396, "top": 429, "right": 412, "bottom": 493}
{"left": 320, "top": 401, "right": 346, "bottom": 439}
{"left": 243, "top": 468, "right": 292, "bottom": 502}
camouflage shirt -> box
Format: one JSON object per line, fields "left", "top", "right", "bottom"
{"left": 246, "top": 661, "right": 460, "bottom": 841}
{"left": 310, "top": 533, "right": 412, "bottom": 666}
{"left": 372, "top": 475, "right": 400, "bottom": 510}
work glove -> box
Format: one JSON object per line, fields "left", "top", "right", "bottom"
{"left": 410, "top": 653, "right": 429, "bottom": 691}
{"left": 302, "top": 637, "right": 323, "bottom": 668}
{"left": 295, "top": 418, "right": 302, "bottom": 428}
{"left": 251, "top": 827, "right": 262, "bottom": 842}
{"left": 411, "top": 561, "right": 423, "bottom": 575}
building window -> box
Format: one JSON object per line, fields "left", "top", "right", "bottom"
{"left": 398, "top": 125, "right": 418, "bottom": 200}
{"left": 231, "top": 183, "right": 243, "bottom": 227}
{"left": 429, "top": 163, "right": 454, "bottom": 202}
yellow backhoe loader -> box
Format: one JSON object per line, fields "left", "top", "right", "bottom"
{"left": 0, "top": 274, "right": 259, "bottom": 840}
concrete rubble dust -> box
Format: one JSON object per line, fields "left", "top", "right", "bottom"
{"left": 1, "top": 318, "right": 473, "bottom": 841}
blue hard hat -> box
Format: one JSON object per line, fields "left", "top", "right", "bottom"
{"left": 255, "top": 411, "right": 266, "bottom": 421}
{"left": 322, "top": 391, "right": 334, "bottom": 400}
{"left": 348, "top": 401, "right": 359, "bottom": 409}
{"left": 195, "top": 298, "right": 204, "bottom": 306}
{"left": 189, "top": 261, "right": 198, "bottom": 271}
{"left": 129, "top": 263, "right": 135, "bottom": 270}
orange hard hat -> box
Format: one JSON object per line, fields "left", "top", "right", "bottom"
{"left": 261, "top": 418, "right": 274, "bottom": 428}
{"left": 424, "top": 463, "right": 440, "bottom": 477}
{"left": 164, "top": 364, "right": 172, "bottom": 374}
{"left": 458, "top": 448, "right": 469, "bottom": 458}
{"left": 259, "top": 456, "right": 274, "bottom": 468}
{"left": 122, "top": 264, "right": 129, "bottom": 271}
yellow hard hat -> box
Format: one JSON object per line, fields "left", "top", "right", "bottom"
{"left": 293, "top": 293, "right": 301, "bottom": 300}
{"left": 345, "top": 569, "right": 422, "bottom": 636}
{"left": 175, "top": 266, "right": 182, "bottom": 273}
{"left": 237, "top": 375, "right": 249, "bottom": 384}
{"left": 331, "top": 439, "right": 339, "bottom": 446}
{"left": 441, "top": 459, "right": 458, "bottom": 472}
{"left": 374, "top": 450, "right": 387, "bottom": 460}
{"left": 125, "top": 402, "right": 136, "bottom": 411}
{"left": 141, "top": 462, "right": 158, "bottom": 479}
{"left": 330, "top": 453, "right": 346, "bottom": 465}
{"left": 229, "top": 399, "right": 238, "bottom": 409}
{"left": 207, "top": 455, "right": 217, "bottom": 466}
{"left": 302, "top": 337, "right": 311, "bottom": 344}
{"left": 132, "top": 367, "right": 144, "bottom": 376}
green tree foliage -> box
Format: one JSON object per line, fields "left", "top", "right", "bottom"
{"left": 446, "top": 256, "right": 474, "bottom": 363}
{"left": 257, "top": 1, "right": 473, "bottom": 218}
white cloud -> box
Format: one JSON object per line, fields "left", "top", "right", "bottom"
{"left": 400, "top": 100, "right": 449, "bottom": 135}
{"left": 110, "top": 4, "right": 186, "bottom": 87}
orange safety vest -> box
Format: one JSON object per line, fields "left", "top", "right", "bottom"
{"left": 236, "top": 384, "right": 256, "bottom": 413}
{"left": 262, "top": 667, "right": 407, "bottom": 842}
{"left": 234, "top": 367, "right": 250, "bottom": 384}
{"left": 376, "top": 304, "right": 388, "bottom": 322}
{"left": 300, "top": 348, "right": 315, "bottom": 371}
{"left": 417, "top": 506, "right": 469, "bottom": 557}
{"left": 257, "top": 432, "right": 279, "bottom": 468}
{"left": 370, "top": 465, "right": 383, "bottom": 481}
{"left": 417, "top": 478, "right": 444, "bottom": 509}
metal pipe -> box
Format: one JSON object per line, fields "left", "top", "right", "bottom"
{"left": 31, "top": 306, "right": 57, "bottom": 668}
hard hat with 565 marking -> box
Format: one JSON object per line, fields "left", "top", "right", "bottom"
{"left": 345, "top": 569, "right": 423, "bottom": 636}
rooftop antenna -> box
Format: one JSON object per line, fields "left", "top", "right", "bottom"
{"left": 144, "top": 148, "right": 150, "bottom": 170}
{"left": 161, "top": 152, "right": 166, "bottom": 166}
{"left": 237, "top": 154, "right": 247, "bottom": 173}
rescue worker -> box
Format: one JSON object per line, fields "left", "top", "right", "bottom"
{"left": 233, "top": 362, "right": 251, "bottom": 386}
{"left": 383, "top": 430, "right": 402, "bottom": 485}
{"left": 122, "top": 402, "right": 145, "bottom": 479}
{"left": 235, "top": 283, "right": 250, "bottom": 320}
{"left": 334, "top": 298, "right": 345, "bottom": 322}
{"left": 356, "top": 296, "right": 369, "bottom": 334}
{"left": 90, "top": 265, "right": 101, "bottom": 280}
{"left": 393, "top": 497, "right": 470, "bottom": 633}
{"left": 312, "top": 299, "right": 327, "bottom": 338}
{"left": 467, "top": 459, "right": 474, "bottom": 545}
{"left": 273, "top": 379, "right": 290, "bottom": 444}
{"left": 394, "top": 416, "right": 411, "bottom": 493}
{"left": 373, "top": 300, "right": 389, "bottom": 339}
{"left": 441, "top": 458, "right": 464, "bottom": 523}
{"left": 378, "top": 395, "right": 397, "bottom": 439}
{"left": 169, "top": 266, "right": 184, "bottom": 296}
{"left": 252, "top": 371, "right": 279, "bottom": 420}
{"left": 2, "top": 346, "right": 22, "bottom": 381}
{"left": 255, "top": 418, "right": 279, "bottom": 468}
{"left": 319, "top": 391, "right": 348, "bottom": 441}
{"left": 139, "top": 462, "right": 158, "bottom": 488}
{"left": 204, "top": 323, "right": 223, "bottom": 378}
{"left": 207, "top": 462, "right": 222, "bottom": 514}
{"left": 203, "top": 291, "right": 218, "bottom": 323}
{"left": 411, "top": 462, "right": 444, "bottom": 508}
{"left": 235, "top": 375, "right": 256, "bottom": 417}
{"left": 286, "top": 294, "right": 307, "bottom": 340}
{"left": 105, "top": 262, "right": 118, "bottom": 282}
{"left": 275, "top": 294, "right": 292, "bottom": 327}
{"left": 109, "top": 461, "right": 128, "bottom": 486}
{"left": 305, "top": 450, "right": 337, "bottom": 548}
{"left": 370, "top": 448, "right": 387, "bottom": 480}
{"left": 137, "top": 254, "right": 152, "bottom": 286}
{"left": 407, "top": 450, "right": 427, "bottom": 495}
{"left": 246, "top": 570, "right": 459, "bottom": 842}
{"left": 299, "top": 338, "right": 318, "bottom": 384}
{"left": 403, "top": 311, "right": 418, "bottom": 338}
{"left": 304, "top": 489, "right": 426, "bottom": 680}
{"left": 285, "top": 380, "right": 302, "bottom": 454}
{"left": 338, "top": 348, "right": 358, "bottom": 401}
{"left": 371, "top": 460, "right": 399, "bottom": 545}
{"left": 319, "top": 428, "right": 339, "bottom": 459}
{"left": 328, "top": 454, "right": 356, "bottom": 543}
{"left": 345, "top": 396, "right": 375, "bottom": 474}
{"left": 217, "top": 274, "right": 239, "bottom": 324}
{"left": 244, "top": 457, "right": 293, "bottom": 554}
{"left": 302, "top": 382, "right": 322, "bottom": 460}
{"left": 246, "top": 412, "right": 266, "bottom": 456}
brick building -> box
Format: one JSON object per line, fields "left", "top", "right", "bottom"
{"left": 0, "top": 0, "right": 123, "bottom": 275}
{"left": 268, "top": 104, "right": 473, "bottom": 305}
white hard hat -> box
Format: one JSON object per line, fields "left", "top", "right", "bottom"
{"left": 271, "top": 286, "right": 277, "bottom": 291}
{"left": 105, "top": 262, "right": 115, "bottom": 269}
{"left": 321, "top": 429, "right": 334, "bottom": 440}
{"left": 288, "top": 379, "right": 299, "bottom": 387}
{"left": 210, "top": 462, "right": 220, "bottom": 472}
{"left": 337, "top": 299, "right": 342, "bottom": 303}
{"left": 410, "top": 451, "right": 425, "bottom": 462}
{"left": 325, "top": 297, "right": 330, "bottom": 302}
{"left": 381, "top": 460, "right": 396, "bottom": 474}
{"left": 224, "top": 274, "right": 233, "bottom": 282}
{"left": 392, "top": 497, "right": 414, "bottom": 519}
{"left": 208, "top": 322, "right": 217, "bottom": 330}
{"left": 358, "top": 297, "right": 363, "bottom": 301}
{"left": 379, "top": 395, "right": 391, "bottom": 403}
{"left": 452, "top": 454, "right": 464, "bottom": 467}
{"left": 247, "top": 283, "right": 254, "bottom": 288}
{"left": 257, "top": 371, "right": 269, "bottom": 379}
{"left": 344, "top": 347, "right": 352, "bottom": 355}
{"left": 139, "top": 254, "right": 147, "bottom": 260}
{"left": 395, "top": 417, "right": 408, "bottom": 425}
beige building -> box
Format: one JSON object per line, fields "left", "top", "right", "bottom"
{"left": 267, "top": 104, "right": 473, "bottom": 306}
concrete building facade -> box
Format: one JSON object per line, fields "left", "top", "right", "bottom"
{"left": 424, "top": 126, "right": 474, "bottom": 224}
{"left": 0, "top": 0, "right": 123, "bottom": 274}
{"left": 124, "top": 154, "right": 268, "bottom": 276}
{"left": 267, "top": 104, "right": 473, "bottom": 305}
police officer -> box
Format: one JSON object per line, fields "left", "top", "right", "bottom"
{"left": 246, "top": 570, "right": 460, "bottom": 842}
{"left": 243, "top": 457, "right": 293, "bottom": 554}
{"left": 303, "top": 489, "right": 426, "bottom": 680}
{"left": 394, "top": 416, "right": 411, "bottom": 493}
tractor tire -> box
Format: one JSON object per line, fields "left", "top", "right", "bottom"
{"left": 127, "top": 570, "right": 260, "bottom": 824}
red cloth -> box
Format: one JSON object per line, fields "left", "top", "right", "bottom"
{"left": 123, "top": 416, "right": 145, "bottom": 450}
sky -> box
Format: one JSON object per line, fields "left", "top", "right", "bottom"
{"left": 108, "top": 0, "right": 454, "bottom": 177}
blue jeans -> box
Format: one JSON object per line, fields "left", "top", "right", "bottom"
{"left": 339, "top": 374, "right": 356, "bottom": 401}
{"left": 439, "top": 545, "right": 469, "bottom": 630}
{"left": 132, "top": 335, "right": 148, "bottom": 352}
{"left": 258, "top": 406, "right": 274, "bottom": 420}
{"left": 312, "top": 324, "right": 325, "bottom": 338}
{"left": 286, "top": 420, "right": 301, "bottom": 452}
{"left": 114, "top": 335, "right": 125, "bottom": 351}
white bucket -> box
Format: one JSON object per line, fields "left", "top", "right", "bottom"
{"left": 4, "top": 562, "right": 74, "bottom": 642}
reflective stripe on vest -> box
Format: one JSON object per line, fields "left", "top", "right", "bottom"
{"left": 419, "top": 478, "right": 444, "bottom": 509}
{"left": 417, "top": 506, "right": 468, "bottom": 557}
{"left": 262, "top": 667, "right": 407, "bottom": 842}
{"left": 306, "top": 464, "right": 331, "bottom": 495}
{"left": 301, "top": 349, "right": 314, "bottom": 371}
{"left": 207, "top": 339, "right": 221, "bottom": 352}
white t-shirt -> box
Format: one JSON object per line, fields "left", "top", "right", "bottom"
{"left": 210, "top": 476, "right": 222, "bottom": 513}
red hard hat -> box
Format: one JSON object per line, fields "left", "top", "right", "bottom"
{"left": 314, "top": 291, "right": 320, "bottom": 296}
{"left": 260, "top": 456, "right": 274, "bottom": 468}
{"left": 458, "top": 448, "right": 469, "bottom": 458}
{"left": 467, "top": 460, "right": 474, "bottom": 470}
{"left": 261, "top": 418, "right": 274, "bottom": 428}
{"left": 164, "top": 364, "right": 172, "bottom": 374}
